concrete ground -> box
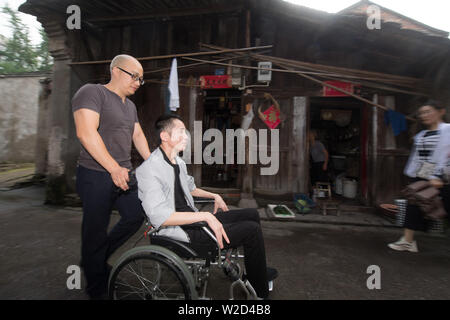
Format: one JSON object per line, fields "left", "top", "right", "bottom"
{"left": 1, "top": 184, "right": 450, "bottom": 300}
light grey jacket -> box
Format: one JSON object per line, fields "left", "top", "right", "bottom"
{"left": 404, "top": 122, "right": 450, "bottom": 180}
{"left": 136, "top": 148, "right": 197, "bottom": 242}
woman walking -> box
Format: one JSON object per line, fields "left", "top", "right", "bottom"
{"left": 388, "top": 101, "right": 450, "bottom": 252}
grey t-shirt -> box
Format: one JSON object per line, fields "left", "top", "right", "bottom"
{"left": 71, "top": 84, "right": 139, "bottom": 172}
{"left": 310, "top": 141, "right": 326, "bottom": 163}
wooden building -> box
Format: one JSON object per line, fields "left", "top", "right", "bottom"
{"left": 19, "top": 0, "right": 450, "bottom": 208}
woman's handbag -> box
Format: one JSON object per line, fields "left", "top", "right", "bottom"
{"left": 402, "top": 181, "right": 447, "bottom": 220}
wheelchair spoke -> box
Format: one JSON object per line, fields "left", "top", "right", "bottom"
{"left": 116, "top": 289, "right": 146, "bottom": 300}
{"left": 111, "top": 257, "right": 188, "bottom": 300}
{"left": 113, "top": 278, "right": 147, "bottom": 299}
{"left": 114, "top": 272, "right": 150, "bottom": 299}
{"left": 153, "top": 282, "right": 181, "bottom": 299}
{"left": 114, "top": 278, "right": 145, "bottom": 292}
{"left": 126, "top": 263, "right": 153, "bottom": 290}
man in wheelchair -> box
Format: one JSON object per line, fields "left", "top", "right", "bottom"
{"left": 135, "top": 114, "right": 277, "bottom": 299}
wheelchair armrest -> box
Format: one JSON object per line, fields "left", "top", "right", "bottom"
{"left": 193, "top": 196, "right": 215, "bottom": 204}
{"left": 182, "top": 221, "right": 208, "bottom": 229}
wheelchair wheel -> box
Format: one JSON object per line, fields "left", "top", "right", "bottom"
{"left": 108, "top": 245, "right": 197, "bottom": 300}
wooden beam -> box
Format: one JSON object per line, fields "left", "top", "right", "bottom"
{"left": 181, "top": 56, "right": 344, "bottom": 77}
{"left": 273, "top": 61, "right": 416, "bottom": 121}
{"left": 85, "top": 55, "right": 238, "bottom": 83}
{"left": 144, "top": 56, "right": 236, "bottom": 75}
{"left": 251, "top": 53, "right": 422, "bottom": 88}
{"left": 181, "top": 55, "right": 426, "bottom": 97}
{"left": 200, "top": 43, "right": 425, "bottom": 89}
{"left": 69, "top": 45, "right": 273, "bottom": 66}
{"left": 181, "top": 54, "right": 417, "bottom": 121}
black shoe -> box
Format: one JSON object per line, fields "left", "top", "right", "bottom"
{"left": 267, "top": 267, "right": 278, "bottom": 281}
{"left": 242, "top": 267, "right": 278, "bottom": 281}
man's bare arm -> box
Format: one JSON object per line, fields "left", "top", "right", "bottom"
{"left": 73, "top": 108, "right": 129, "bottom": 190}
{"left": 190, "top": 188, "right": 229, "bottom": 213}
{"left": 132, "top": 122, "right": 151, "bottom": 160}
{"left": 162, "top": 211, "right": 230, "bottom": 249}
{"left": 162, "top": 211, "right": 211, "bottom": 227}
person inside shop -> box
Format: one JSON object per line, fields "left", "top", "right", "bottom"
{"left": 388, "top": 100, "right": 450, "bottom": 253}
{"left": 309, "top": 129, "right": 330, "bottom": 187}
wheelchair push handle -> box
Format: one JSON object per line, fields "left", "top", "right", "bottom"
{"left": 114, "top": 169, "right": 138, "bottom": 193}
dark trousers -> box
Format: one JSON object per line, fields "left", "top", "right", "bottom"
{"left": 311, "top": 161, "right": 328, "bottom": 186}
{"left": 183, "top": 208, "right": 269, "bottom": 298}
{"left": 76, "top": 165, "right": 144, "bottom": 297}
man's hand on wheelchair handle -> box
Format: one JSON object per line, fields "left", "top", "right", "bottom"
{"left": 213, "top": 194, "right": 229, "bottom": 214}
{"left": 110, "top": 165, "right": 130, "bottom": 191}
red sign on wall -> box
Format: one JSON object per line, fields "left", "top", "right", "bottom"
{"left": 323, "top": 80, "right": 359, "bottom": 97}
{"left": 200, "top": 75, "right": 232, "bottom": 89}
{"left": 261, "top": 105, "right": 281, "bottom": 129}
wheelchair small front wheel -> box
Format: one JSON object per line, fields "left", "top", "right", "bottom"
{"left": 108, "top": 246, "right": 197, "bottom": 300}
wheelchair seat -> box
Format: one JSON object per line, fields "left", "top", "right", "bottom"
{"left": 149, "top": 234, "right": 218, "bottom": 261}
{"left": 149, "top": 235, "right": 198, "bottom": 259}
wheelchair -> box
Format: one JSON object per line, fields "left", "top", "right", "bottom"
{"left": 107, "top": 198, "right": 274, "bottom": 300}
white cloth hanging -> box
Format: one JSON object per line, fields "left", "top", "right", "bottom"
{"left": 168, "top": 58, "right": 179, "bottom": 111}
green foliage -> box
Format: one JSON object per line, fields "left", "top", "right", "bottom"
{"left": 0, "top": 5, "right": 53, "bottom": 74}
{"left": 36, "top": 28, "right": 52, "bottom": 72}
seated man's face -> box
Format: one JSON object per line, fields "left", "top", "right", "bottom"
{"left": 167, "top": 119, "right": 189, "bottom": 152}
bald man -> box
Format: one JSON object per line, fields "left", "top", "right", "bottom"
{"left": 72, "top": 54, "right": 150, "bottom": 299}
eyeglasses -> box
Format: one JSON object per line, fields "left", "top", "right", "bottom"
{"left": 116, "top": 67, "right": 145, "bottom": 85}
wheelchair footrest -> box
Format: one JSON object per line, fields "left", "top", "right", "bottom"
{"left": 229, "top": 279, "right": 258, "bottom": 300}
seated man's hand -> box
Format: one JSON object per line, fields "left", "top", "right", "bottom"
{"left": 213, "top": 194, "right": 229, "bottom": 214}
{"left": 205, "top": 213, "right": 230, "bottom": 249}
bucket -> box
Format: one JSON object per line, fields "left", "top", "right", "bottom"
{"left": 394, "top": 199, "right": 407, "bottom": 227}
{"left": 343, "top": 179, "right": 357, "bottom": 198}
{"left": 335, "top": 173, "right": 346, "bottom": 195}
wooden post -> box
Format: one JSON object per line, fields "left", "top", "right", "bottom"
{"left": 238, "top": 96, "right": 258, "bottom": 208}
{"left": 292, "top": 97, "right": 310, "bottom": 194}
{"left": 369, "top": 94, "right": 380, "bottom": 206}
{"left": 361, "top": 104, "right": 370, "bottom": 205}
{"left": 190, "top": 86, "right": 202, "bottom": 186}
{"left": 245, "top": 9, "right": 251, "bottom": 48}
{"left": 238, "top": 10, "right": 258, "bottom": 208}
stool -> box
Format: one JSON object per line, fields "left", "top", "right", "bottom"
{"left": 322, "top": 200, "right": 341, "bottom": 216}
{"left": 315, "top": 182, "right": 332, "bottom": 199}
